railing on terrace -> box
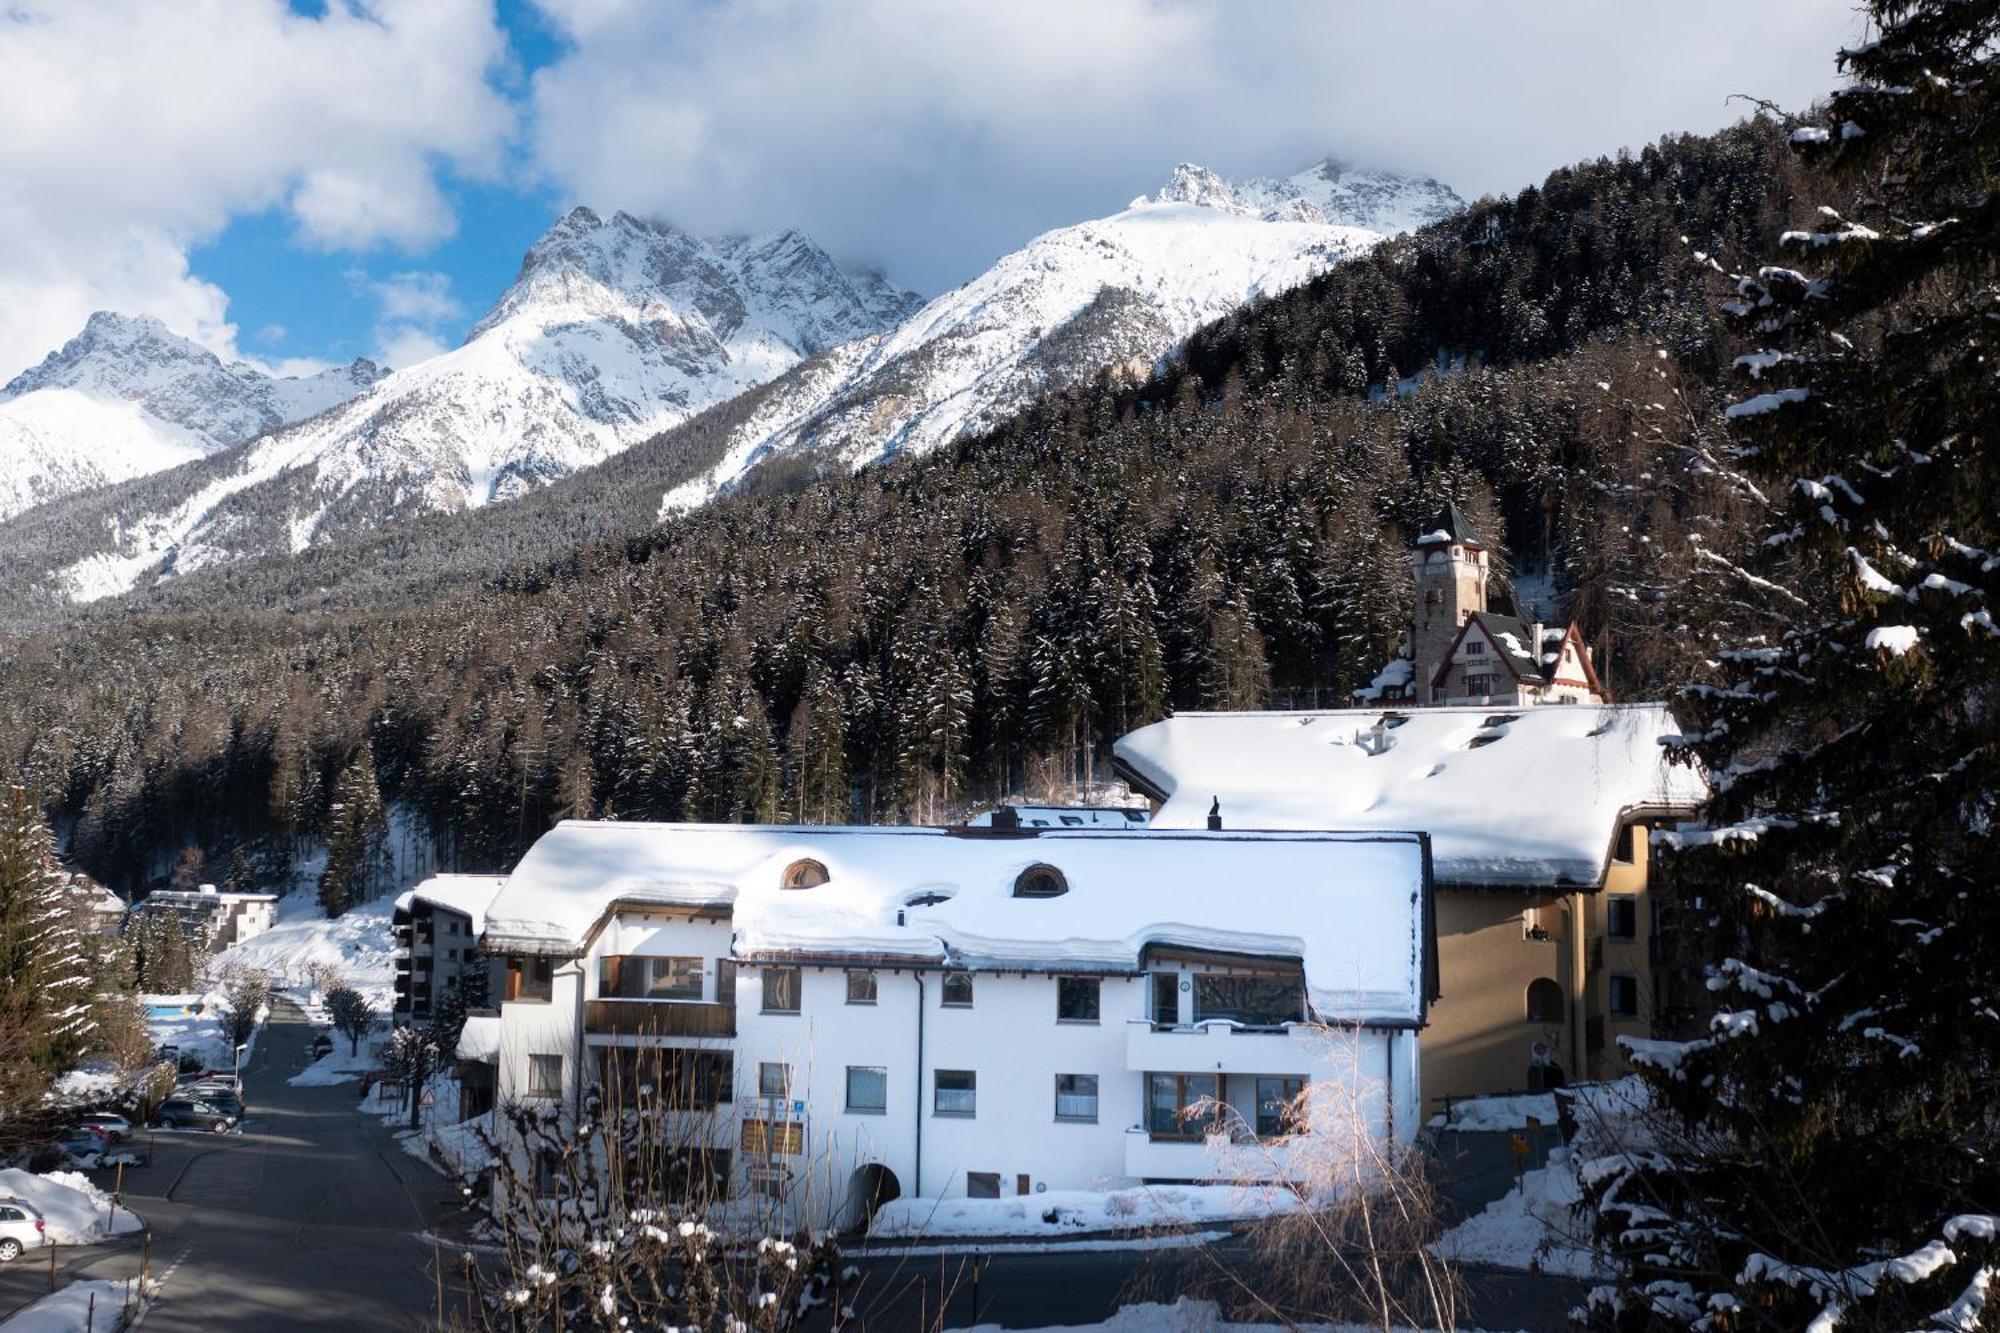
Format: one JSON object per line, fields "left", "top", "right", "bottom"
{"left": 584, "top": 999, "right": 737, "bottom": 1038}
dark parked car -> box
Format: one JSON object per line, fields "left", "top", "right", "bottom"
{"left": 151, "top": 1098, "right": 236, "bottom": 1132}
{"left": 183, "top": 1084, "right": 245, "bottom": 1116}
{"left": 311, "top": 1034, "right": 333, "bottom": 1059}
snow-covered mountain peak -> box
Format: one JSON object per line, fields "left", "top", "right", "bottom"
{"left": 1138, "top": 156, "right": 1465, "bottom": 235}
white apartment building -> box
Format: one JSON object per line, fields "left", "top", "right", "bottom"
{"left": 392, "top": 874, "right": 506, "bottom": 1025}
{"left": 477, "top": 822, "right": 1435, "bottom": 1228}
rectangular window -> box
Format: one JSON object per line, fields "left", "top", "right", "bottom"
{"left": 1607, "top": 895, "right": 1638, "bottom": 940}
{"left": 1465, "top": 639, "right": 1485, "bottom": 655}
{"left": 1152, "top": 971, "right": 1181, "bottom": 1026}
{"left": 1609, "top": 974, "right": 1640, "bottom": 1018}
{"left": 1147, "top": 1072, "right": 1219, "bottom": 1138}
{"left": 716, "top": 958, "right": 736, "bottom": 1001}
{"left": 846, "top": 969, "right": 877, "bottom": 1004}
{"left": 1054, "top": 1074, "right": 1098, "bottom": 1122}
{"left": 598, "top": 1048, "right": 731, "bottom": 1108}
{"left": 934, "top": 1069, "right": 976, "bottom": 1116}
{"left": 526, "top": 1053, "right": 563, "bottom": 1098}
{"left": 758, "top": 1062, "right": 791, "bottom": 1100}
{"left": 1192, "top": 974, "right": 1304, "bottom": 1028}
{"left": 845, "top": 1066, "right": 887, "bottom": 1114}
{"left": 966, "top": 1171, "right": 1001, "bottom": 1199}
{"left": 762, "top": 966, "right": 801, "bottom": 1014}
{"left": 1056, "top": 976, "right": 1100, "bottom": 1023}
{"left": 1255, "top": 1076, "right": 1306, "bottom": 1138}
{"left": 1614, "top": 823, "right": 1638, "bottom": 864}
{"left": 1466, "top": 674, "right": 1497, "bottom": 697}
{"left": 941, "top": 971, "right": 974, "bottom": 1008}
{"left": 533, "top": 1151, "right": 562, "bottom": 1195}
{"left": 507, "top": 956, "right": 554, "bottom": 1003}
{"left": 599, "top": 955, "right": 704, "bottom": 1000}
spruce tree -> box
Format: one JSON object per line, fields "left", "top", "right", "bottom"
{"left": 0, "top": 786, "right": 101, "bottom": 1144}
{"left": 1585, "top": 3, "right": 2000, "bottom": 1328}
{"left": 319, "top": 749, "right": 388, "bottom": 918}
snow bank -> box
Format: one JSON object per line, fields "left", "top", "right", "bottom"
{"left": 485, "top": 824, "right": 1430, "bottom": 1023}
{"left": 868, "top": 1184, "right": 1300, "bottom": 1240}
{"left": 212, "top": 889, "right": 399, "bottom": 1009}
{"left": 0, "top": 1280, "right": 140, "bottom": 1333}
{"left": 1116, "top": 704, "right": 1705, "bottom": 887}
{"left": 0, "top": 1170, "right": 142, "bottom": 1245}
{"left": 1433, "top": 1148, "right": 1605, "bottom": 1277}
{"left": 1431, "top": 1090, "right": 1557, "bottom": 1132}
{"left": 957, "top": 1296, "right": 1502, "bottom": 1333}
{"left": 287, "top": 1038, "right": 382, "bottom": 1087}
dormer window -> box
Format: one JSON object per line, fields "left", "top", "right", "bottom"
{"left": 781, "top": 859, "right": 830, "bottom": 890}
{"left": 1013, "top": 864, "right": 1069, "bottom": 899}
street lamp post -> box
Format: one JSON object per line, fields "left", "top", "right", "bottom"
{"left": 233, "top": 1040, "right": 248, "bottom": 1086}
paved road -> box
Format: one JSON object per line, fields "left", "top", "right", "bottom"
{"left": 0, "top": 996, "right": 467, "bottom": 1331}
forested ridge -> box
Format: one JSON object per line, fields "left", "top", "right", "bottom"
{"left": 1, "top": 118, "right": 1801, "bottom": 893}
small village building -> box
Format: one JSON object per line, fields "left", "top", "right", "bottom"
{"left": 1384, "top": 502, "right": 1606, "bottom": 707}
{"left": 132, "top": 883, "right": 277, "bottom": 949}
{"left": 391, "top": 874, "right": 506, "bottom": 1025}
{"left": 1112, "top": 704, "right": 1704, "bottom": 1114}
{"left": 66, "top": 873, "right": 128, "bottom": 935}
{"left": 476, "top": 821, "right": 1434, "bottom": 1227}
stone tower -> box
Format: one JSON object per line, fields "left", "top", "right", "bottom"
{"left": 1410, "top": 502, "right": 1489, "bottom": 704}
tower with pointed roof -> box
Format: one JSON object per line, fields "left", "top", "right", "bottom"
{"left": 1411, "top": 503, "right": 1490, "bottom": 704}
{"left": 1406, "top": 504, "right": 1605, "bottom": 706}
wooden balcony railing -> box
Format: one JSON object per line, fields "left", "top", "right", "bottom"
{"left": 584, "top": 999, "right": 736, "bottom": 1038}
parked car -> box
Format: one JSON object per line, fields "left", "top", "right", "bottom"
{"left": 0, "top": 1198, "right": 46, "bottom": 1262}
{"left": 310, "top": 1034, "right": 333, "bottom": 1059}
{"left": 50, "top": 1128, "right": 106, "bottom": 1166}
{"left": 79, "top": 1113, "right": 132, "bottom": 1142}
{"left": 183, "top": 1084, "right": 245, "bottom": 1115}
{"left": 150, "top": 1098, "right": 237, "bottom": 1132}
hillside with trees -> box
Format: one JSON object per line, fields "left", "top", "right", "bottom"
{"left": 0, "top": 118, "right": 1800, "bottom": 892}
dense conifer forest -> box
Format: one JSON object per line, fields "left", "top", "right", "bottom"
{"left": 0, "top": 119, "right": 1803, "bottom": 893}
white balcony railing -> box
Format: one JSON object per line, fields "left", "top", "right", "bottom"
{"left": 1124, "top": 1017, "right": 1321, "bottom": 1076}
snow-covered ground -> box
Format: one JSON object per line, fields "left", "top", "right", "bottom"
{"left": 1433, "top": 1149, "right": 1604, "bottom": 1278}
{"left": 141, "top": 990, "right": 240, "bottom": 1071}
{"left": 1429, "top": 1090, "right": 1559, "bottom": 1132}
{"left": 868, "top": 1184, "right": 1301, "bottom": 1241}
{"left": 957, "top": 1297, "right": 1511, "bottom": 1333}
{"left": 210, "top": 888, "right": 399, "bottom": 1009}
{"left": 287, "top": 1036, "right": 385, "bottom": 1087}
{"left": 0, "top": 1279, "right": 144, "bottom": 1333}
{"left": 0, "top": 1169, "right": 143, "bottom": 1245}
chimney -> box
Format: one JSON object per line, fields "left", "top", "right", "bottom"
{"left": 1206, "top": 797, "right": 1222, "bottom": 832}
{"left": 990, "top": 806, "right": 1020, "bottom": 833}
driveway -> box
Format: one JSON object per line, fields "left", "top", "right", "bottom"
{"left": 0, "top": 995, "right": 469, "bottom": 1331}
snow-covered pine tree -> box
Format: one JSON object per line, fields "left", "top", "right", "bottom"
{"left": 0, "top": 785, "right": 102, "bottom": 1146}
{"left": 1584, "top": 3, "right": 2000, "bottom": 1328}
{"left": 318, "top": 749, "right": 388, "bottom": 918}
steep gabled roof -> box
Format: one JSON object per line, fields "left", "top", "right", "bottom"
{"left": 1414, "top": 500, "right": 1484, "bottom": 548}
{"left": 1428, "top": 612, "right": 1541, "bottom": 690}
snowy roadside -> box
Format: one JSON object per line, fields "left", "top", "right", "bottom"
{"left": 0, "top": 1279, "right": 147, "bottom": 1333}
{"left": 953, "top": 1296, "right": 1523, "bottom": 1332}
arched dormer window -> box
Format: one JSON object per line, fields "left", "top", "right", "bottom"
{"left": 1013, "top": 864, "right": 1068, "bottom": 899}
{"left": 1526, "top": 977, "right": 1564, "bottom": 1024}
{"left": 782, "top": 858, "right": 830, "bottom": 890}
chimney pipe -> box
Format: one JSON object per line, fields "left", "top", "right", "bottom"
{"left": 1206, "top": 797, "right": 1222, "bottom": 832}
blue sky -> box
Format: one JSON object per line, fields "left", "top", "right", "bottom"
{"left": 0, "top": 1, "right": 1861, "bottom": 381}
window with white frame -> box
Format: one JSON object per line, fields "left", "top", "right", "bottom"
{"left": 846, "top": 970, "right": 877, "bottom": 1004}
{"left": 762, "top": 966, "right": 801, "bottom": 1014}
{"left": 758, "top": 1062, "right": 791, "bottom": 1099}
{"left": 1056, "top": 976, "right": 1100, "bottom": 1023}
{"left": 940, "top": 971, "right": 974, "bottom": 1007}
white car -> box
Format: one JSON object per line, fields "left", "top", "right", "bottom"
{"left": 80, "top": 1112, "right": 132, "bottom": 1141}
{"left": 0, "top": 1197, "right": 46, "bottom": 1262}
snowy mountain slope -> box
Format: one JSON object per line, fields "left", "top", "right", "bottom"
{"left": 0, "top": 313, "right": 384, "bottom": 522}
{"left": 1142, "top": 156, "right": 1465, "bottom": 235}
{"left": 660, "top": 160, "right": 1464, "bottom": 513}
{"left": 11, "top": 210, "right": 919, "bottom": 601}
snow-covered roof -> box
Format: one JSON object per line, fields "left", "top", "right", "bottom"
{"left": 1113, "top": 704, "right": 1705, "bottom": 889}
{"left": 965, "top": 805, "right": 1150, "bottom": 829}
{"left": 455, "top": 1014, "right": 501, "bottom": 1064}
{"left": 396, "top": 874, "right": 507, "bottom": 936}
{"left": 483, "top": 823, "right": 1433, "bottom": 1024}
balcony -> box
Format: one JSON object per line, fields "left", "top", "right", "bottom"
{"left": 584, "top": 999, "right": 736, "bottom": 1038}
{"left": 1125, "top": 1018, "right": 1320, "bottom": 1076}
{"left": 1123, "top": 1127, "right": 1301, "bottom": 1183}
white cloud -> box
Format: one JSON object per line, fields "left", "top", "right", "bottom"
{"left": 527, "top": 0, "right": 1864, "bottom": 294}
{"left": 0, "top": 0, "right": 514, "bottom": 378}
{"left": 363, "top": 270, "right": 464, "bottom": 367}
